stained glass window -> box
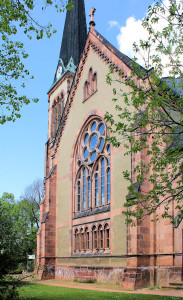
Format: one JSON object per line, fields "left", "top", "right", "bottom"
{"left": 83, "top": 168, "right": 86, "bottom": 210}
{"left": 107, "top": 168, "right": 111, "bottom": 204}
{"left": 101, "top": 158, "right": 105, "bottom": 205}
{"left": 89, "top": 133, "right": 98, "bottom": 150}
{"left": 88, "top": 176, "right": 91, "bottom": 208}
{"left": 77, "top": 181, "right": 81, "bottom": 211}
{"left": 95, "top": 173, "right": 99, "bottom": 207}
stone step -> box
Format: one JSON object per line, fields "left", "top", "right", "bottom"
{"left": 162, "top": 285, "right": 183, "bottom": 290}
{"left": 169, "top": 281, "right": 183, "bottom": 286}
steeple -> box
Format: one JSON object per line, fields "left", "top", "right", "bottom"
{"left": 53, "top": 0, "right": 87, "bottom": 84}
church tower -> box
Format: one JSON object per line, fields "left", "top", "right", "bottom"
{"left": 37, "top": 0, "right": 87, "bottom": 278}
{"left": 53, "top": 0, "right": 87, "bottom": 85}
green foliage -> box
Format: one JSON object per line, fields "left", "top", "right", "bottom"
{"left": 0, "top": 0, "right": 70, "bottom": 124}
{"left": 105, "top": 0, "right": 183, "bottom": 224}
{"left": 0, "top": 185, "right": 42, "bottom": 299}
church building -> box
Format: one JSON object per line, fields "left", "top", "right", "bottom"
{"left": 37, "top": 0, "right": 183, "bottom": 289}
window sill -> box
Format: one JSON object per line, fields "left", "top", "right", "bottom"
{"left": 72, "top": 250, "right": 111, "bottom": 257}
{"left": 82, "top": 89, "right": 98, "bottom": 103}
{"left": 73, "top": 205, "right": 110, "bottom": 219}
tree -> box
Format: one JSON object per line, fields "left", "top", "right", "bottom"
{"left": 0, "top": 192, "right": 39, "bottom": 299}
{"left": 0, "top": 193, "right": 20, "bottom": 276}
{"left": 0, "top": 191, "right": 40, "bottom": 276}
{"left": 0, "top": 0, "right": 73, "bottom": 124}
{"left": 20, "top": 178, "right": 43, "bottom": 228}
{"left": 105, "top": 0, "right": 183, "bottom": 224}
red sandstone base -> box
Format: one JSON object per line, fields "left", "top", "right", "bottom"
{"left": 36, "top": 264, "right": 183, "bottom": 290}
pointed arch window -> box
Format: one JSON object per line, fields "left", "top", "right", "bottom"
{"left": 54, "top": 106, "right": 57, "bottom": 136}
{"left": 83, "top": 168, "right": 86, "bottom": 210}
{"left": 95, "top": 173, "right": 99, "bottom": 207}
{"left": 77, "top": 180, "right": 81, "bottom": 212}
{"left": 74, "top": 118, "right": 111, "bottom": 214}
{"left": 88, "top": 176, "right": 91, "bottom": 209}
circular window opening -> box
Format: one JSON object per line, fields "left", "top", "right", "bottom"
{"left": 84, "top": 133, "right": 89, "bottom": 145}
{"left": 91, "top": 122, "right": 97, "bottom": 132}
{"left": 83, "top": 147, "right": 89, "bottom": 159}
{"left": 89, "top": 133, "right": 98, "bottom": 151}
{"left": 98, "top": 123, "right": 105, "bottom": 135}
{"left": 98, "top": 138, "right": 104, "bottom": 151}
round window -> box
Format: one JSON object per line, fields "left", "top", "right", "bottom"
{"left": 89, "top": 133, "right": 98, "bottom": 151}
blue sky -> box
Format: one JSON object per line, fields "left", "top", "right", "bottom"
{"left": 0, "top": 0, "right": 154, "bottom": 200}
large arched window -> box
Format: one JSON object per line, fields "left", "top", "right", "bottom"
{"left": 74, "top": 117, "right": 111, "bottom": 214}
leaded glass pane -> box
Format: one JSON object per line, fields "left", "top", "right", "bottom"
{"left": 91, "top": 122, "right": 97, "bottom": 132}
{"left": 100, "top": 230, "right": 103, "bottom": 248}
{"left": 107, "top": 144, "right": 111, "bottom": 154}
{"left": 99, "top": 123, "right": 105, "bottom": 135}
{"left": 98, "top": 138, "right": 104, "bottom": 151}
{"left": 95, "top": 173, "right": 99, "bottom": 206}
{"left": 84, "top": 148, "right": 89, "bottom": 159}
{"left": 107, "top": 168, "right": 111, "bottom": 203}
{"left": 77, "top": 181, "right": 81, "bottom": 211}
{"left": 84, "top": 133, "right": 89, "bottom": 145}
{"left": 101, "top": 158, "right": 105, "bottom": 205}
{"left": 91, "top": 151, "right": 97, "bottom": 163}
{"left": 88, "top": 177, "right": 91, "bottom": 208}
{"left": 89, "top": 133, "right": 98, "bottom": 150}
{"left": 87, "top": 232, "right": 89, "bottom": 249}
{"left": 83, "top": 168, "right": 86, "bottom": 210}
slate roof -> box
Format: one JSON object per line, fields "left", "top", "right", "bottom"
{"left": 59, "top": 0, "right": 87, "bottom": 68}
{"left": 162, "top": 77, "right": 183, "bottom": 96}
{"left": 95, "top": 30, "right": 148, "bottom": 74}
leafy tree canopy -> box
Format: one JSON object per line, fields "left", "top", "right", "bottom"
{"left": 0, "top": 0, "right": 73, "bottom": 124}
{"left": 105, "top": 0, "right": 183, "bottom": 225}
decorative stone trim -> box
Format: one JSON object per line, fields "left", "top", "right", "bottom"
{"left": 73, "top": 205, "right": 110, "bottom": 219}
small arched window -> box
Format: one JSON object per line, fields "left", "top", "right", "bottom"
{"left": 83, "top": 69, "right": 97, "bottom": 101}
{"left": 75, "top": 229, "right": 79, "bottom": 251}
{"left": 93, "top": 72, "right": 97, "bottom": 92}
{"left": 92, "top": 226, "right": 97, "bottom": 250}
{"left": 80, "top": 228, "right": 84, "bottom": 251}
{"left": 104, "top": 224, "right": 110, "bottom": 248}
{"left": 61, "top": 92, "right": 64, "bottom": 116}
{"left": 58, "top": 101, "right": 61, "bottom": 128}
{"left": 54, "top": 105, "right": 57, "bottom": 136}
{"left": 85, "top": 227, "right": 89, "bottom": 250}
{"left": 98, "top": 225, "right": 104, "bottom": 249}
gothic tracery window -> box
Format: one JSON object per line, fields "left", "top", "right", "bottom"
{"left": 73, "top": 117, "right": 111, "bottom": 255}
{"left": 74, "top": 118, "right": 111, "bottom": 213}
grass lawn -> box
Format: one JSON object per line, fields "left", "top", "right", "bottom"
{"left": 19, "top": 284, "right": 183, "bottom": 300}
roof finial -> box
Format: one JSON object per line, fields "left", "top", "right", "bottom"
{"left": 89, "top": 7, "right": 96, "bottom": 29}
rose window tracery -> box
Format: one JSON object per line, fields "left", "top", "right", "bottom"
{"left": 74, "top": 118, "right": 111, "bottom": 214}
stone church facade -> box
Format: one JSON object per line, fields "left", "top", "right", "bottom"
{"left": 37, "top": 0, "right": 183, "bottom": 289}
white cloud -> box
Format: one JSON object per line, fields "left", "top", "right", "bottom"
{"left": 108, "top": 20, "right": 120, "bottom": 29}
{"left": 117, "top": 16, "right": 148, "bottom": 64}
{"left": 116, "top": 0, "right": 182, "bottom": 76}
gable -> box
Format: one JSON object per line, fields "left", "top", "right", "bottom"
{"left": 51, "top": 28, "right": 139, "bottom": 155}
